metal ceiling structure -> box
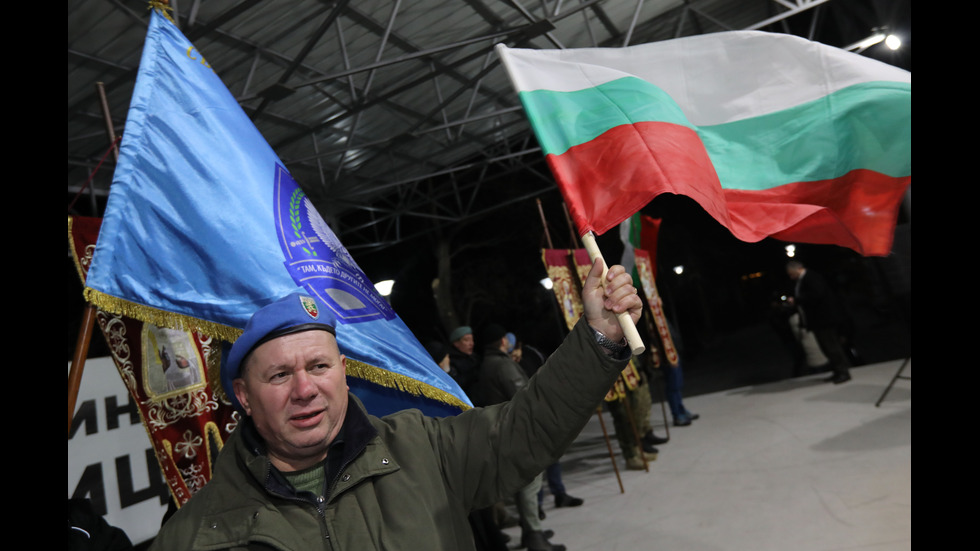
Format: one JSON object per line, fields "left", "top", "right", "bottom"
{"left": 68, "top": 0, "right": 910, "bottom": 252}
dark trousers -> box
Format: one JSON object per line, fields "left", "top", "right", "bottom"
{"left": 812, "top": 327, "right": 851, "bottom": 378}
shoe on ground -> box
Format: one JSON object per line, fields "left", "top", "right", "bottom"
{"left": 643, "top": 430, "right": 669, "bottom": 446}
{"left": 521, "top": 530, "right": 565, "bottom": 551}
{"left": 538, "top": 505, "right": 546, "bottom": 520}
{"left": 626, "top": 455, "right": 646, "bottom": 470}
{"left": 554, "top": 493, "right": 584, "bottom": 508}
{"left": 674, "top": 414, "right": 692, "bottom": 427}
{"left": 642, "top": 440, "right": 660, "bottom": 454}
{"left": 831, "top": 372, "right": 852, "bottom": 384}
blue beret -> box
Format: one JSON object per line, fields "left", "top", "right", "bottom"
{"left": 449, "top": 326, "right": 472, "bottom": 342}
{"left": 221, "top": 292, "right": 336, "bottom": 410}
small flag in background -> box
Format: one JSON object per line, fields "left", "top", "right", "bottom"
{"left": 84, "top": 8, "right": 471, "bottom": 418}
{"left": 632, "top": 249, "right": 679, "bottom": 367}
{"left": 496, "top": 32, "right": 911, "bottom": 256}
{"left": 541, "top": 248, "right": 592, "bottom": 331}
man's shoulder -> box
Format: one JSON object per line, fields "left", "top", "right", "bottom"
{"left": 150, "top": 479, "right": 254, "bottom": 550}
{"left": 480, "top": 348, "right": 511, "bottom": 364}
{"left": 480, "top": 350, "right": 520, "bottom": 375}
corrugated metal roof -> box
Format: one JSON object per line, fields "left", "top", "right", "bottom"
{"left": 68, "top": 0, "right": 909, "bottom": 250}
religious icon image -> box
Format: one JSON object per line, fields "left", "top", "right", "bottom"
{"left": 143, "top": 325, "right": 205, "bottom": 396}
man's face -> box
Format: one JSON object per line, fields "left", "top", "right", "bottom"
{"left": 787, "top": 266, "right": 802, "bottom": 280}
{"left": 233, "top": 330, "right": 348, "bottom": 472}
{"left": 452, "top": 334, "right": 474, "bottom": 355}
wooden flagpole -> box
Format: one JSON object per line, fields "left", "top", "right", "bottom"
{"left": 536, "top": 198, "right": 554, "bottom": 250}
{"left": 581, "top": 231, "right": 645, "bottom": 356}
{"left": 560, "top": 202, "right": 644, "bottom": 355}
{"left": 68, "top": 82, "right": 119, "bottom": 437}
{"left": 595, "top": 404, "right": 625, "bottom": 493}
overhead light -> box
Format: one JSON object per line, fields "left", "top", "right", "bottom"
{"left": 845, "top": 28, "right": 902, "bottom": 53}
{"left": 673, "top": 265, "right": 684, "bottom": 275}
{"left": 540, "top": 277, "right": 554, "bottom": 290}
{"left": 848, "top": 33, "right": 886, "bottom": 52}
{"left": 785, "top": 244, "right": 796, "bottom": 258}
{"left": 375, "top": 280, "right": 394, "bottom": 296}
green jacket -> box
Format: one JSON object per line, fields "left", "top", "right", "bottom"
{"left": 477, "top": 347, "right": 529, "bottom": 406}
{"left": 149, "top": 320, "right": 627, "bottom": 550}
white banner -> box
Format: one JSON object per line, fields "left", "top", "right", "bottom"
{"left": 68, "top": 357, "right": 169, "bottom": 545}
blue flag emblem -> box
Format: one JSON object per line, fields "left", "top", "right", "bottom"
{"left": 275, "top": 166, "right": 396, "bottom": 324}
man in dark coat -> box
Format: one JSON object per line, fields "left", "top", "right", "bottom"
{"left": 787, "top": 260, "right": 852, "bottom": 384}
{"left": 149, "top": 260, "right": 641, "bottom": 551}
{"left": 477, "top": 323, "right": 564, "bottom": 551}
{"left": 448, "top": 325, "right": 481, "bottom": 398}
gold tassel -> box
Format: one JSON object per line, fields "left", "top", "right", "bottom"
{"left": 147, "top": 0, "right": 176, "bottom": 24}
{"left": 347, "top": 359, "right": 471, "bottom": 411}
{"left": 83, "top": 287, "right": 243, "bottom": 343}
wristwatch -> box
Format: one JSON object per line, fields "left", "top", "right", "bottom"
{"left": 590, "top": 326, "right": 629, "bottom": 359}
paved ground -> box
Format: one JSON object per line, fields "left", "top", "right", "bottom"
{"left": 505, "top": 359, "right": 912, "bottom": 551}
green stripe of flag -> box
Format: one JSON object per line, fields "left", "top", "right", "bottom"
{"left": 703, "top": 81, "right": 911, "bottom": 190}
{"left": 520, "top": 78, "right": 910, "bottom": 191}
{"left": 519, "top": 76, "right": 692, "bottom": 156}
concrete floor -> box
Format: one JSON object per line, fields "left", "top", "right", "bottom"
{"left": 509, "top": 359, "right": 911, "bottom": 551}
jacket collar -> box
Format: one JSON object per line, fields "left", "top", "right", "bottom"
{"left": 237, "top": 393, "right": 396, "bottom": 502}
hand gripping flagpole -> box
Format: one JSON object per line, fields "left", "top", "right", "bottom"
{"left": 581, "top": 231, "right": 645, "bottom": 356}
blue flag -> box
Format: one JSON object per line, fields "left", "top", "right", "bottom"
{"left": 85, "top": 9, "right": 470, "bottom": 417}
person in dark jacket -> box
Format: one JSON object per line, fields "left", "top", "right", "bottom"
{"left": 149, "top": 259, "right": 641, "bottom": 550}
{"left": 477, "top": 323, "right": 564, "bottom": 550}
{"left": 448, "top": 325, "right": 481, "bottom": 397}
{"left": 787, "top": 260, "right": 852, "bottom": 384}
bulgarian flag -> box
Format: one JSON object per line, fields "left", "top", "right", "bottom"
{"left": 496, "top": 31, "right": 911, "bottom": 256}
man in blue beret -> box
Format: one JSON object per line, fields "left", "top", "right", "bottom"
{"left": 150, "top": 260, "right": 642, "bottom": 551}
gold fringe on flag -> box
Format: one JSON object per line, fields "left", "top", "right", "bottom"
{"left": 67, "top": 217, "right": 90, "bottom": 283}
{"left": 82, "top": 286, "right": 470, "bottom": 411}
{"left": 83, "top": 287, "right": 244, "bottom": 343}
{"left": 346, "top": 359, "right": 472, "bottom": 411}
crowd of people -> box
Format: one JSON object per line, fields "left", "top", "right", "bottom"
{"left": 75, "top": 255, "right": 868, "bottom": 551}
{"left": 431, "top": 308, "right": 699, "bottom": 550}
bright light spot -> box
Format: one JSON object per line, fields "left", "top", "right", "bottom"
{"left": 673, "top": 265, "right": 684, "bottom": 275}
{"left": 540, "top": 277, "right": 554, "bottom": 290}
{"left": 375, "top": 280, "right": 394, "bottom": 296}
{"left": 856, "top": 33, "right": 886, "bottom": 50}
{"left": 785, "top": 244, "right": 796, "bottom": 258}
{"left": 885, "top": 34, "right": 902, "bottom": 50}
